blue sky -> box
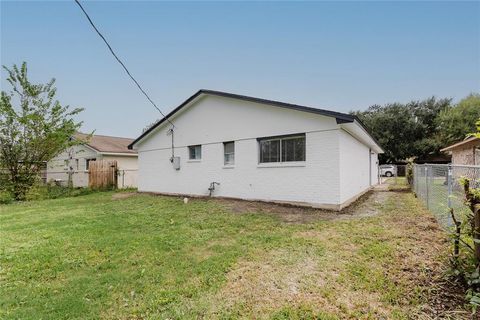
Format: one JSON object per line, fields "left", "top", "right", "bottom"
{"left": 1, "top": 1, "right": 479, "bottom": 138}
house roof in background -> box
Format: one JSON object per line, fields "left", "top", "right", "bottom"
{"left": 128, "top": 89, "right": 383, "bottom": 151}
{"left": 440, "top": 136, "right": 480, "bottom": 152}
{"left": 75, "top": 133, "right": 137, "bottom": 155}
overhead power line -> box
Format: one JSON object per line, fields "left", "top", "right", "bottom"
{"left": 73, "top": 0, "right": 174, "bottom": 127}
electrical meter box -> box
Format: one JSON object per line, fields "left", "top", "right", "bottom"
{"left": 172, "top": 156, "right": 181, "bottom": 170}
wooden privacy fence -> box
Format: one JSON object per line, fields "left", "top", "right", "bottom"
{"left": 88, "top": 160, "right": 118, "bottom": 189}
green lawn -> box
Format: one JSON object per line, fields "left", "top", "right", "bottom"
{"left": 0, "top": 191, "right": 453, "bottom": 319}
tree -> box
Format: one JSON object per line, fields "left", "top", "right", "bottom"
{"left": 437, "top": 93, "right": 480, "bottom": 145}
{"left": 352, "top": 97, "right": 451, "bottom": 163}
{"left": 0, "top": 62, "right": 84, "bottom": 200}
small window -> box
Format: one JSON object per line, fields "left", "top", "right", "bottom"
{"left": 86, "top": 158, "right": 96, "bottom": 170}
{"left": 64, "top": 159, "right": 69, "bottom": 168}
{"left": 75, "top": 159, "right": 79, "bottom": 171}
{"left": 224, "top": 141, "right": 235, "bottom": 165}
{"left": 188, "top": 145, "right": 202, "bottom": 160}
{"left": 259, "top": 134, "right": 305, "bottom": 163}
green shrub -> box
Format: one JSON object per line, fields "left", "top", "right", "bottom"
{"left": 0, "top": 189, "right": 14, "bottom": 204}
{"left": 24, "top": 183, "right": 97, "bottom": 201}
{"left": 3, "top": 177, "right": 106, "bottom": 203}
{"left": 44, "top": 185, "right": 72, "bottom": 199}
{"left": 25, "top": 183, "right": 49, "bottom": 201}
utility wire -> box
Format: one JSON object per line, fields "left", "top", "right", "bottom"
{"left": 73, "top": 0, "right": 174, "bottom": 127}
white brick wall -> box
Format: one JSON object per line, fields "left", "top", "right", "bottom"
{"left": 135, "top": 94, "right": 378, "bottom": 208}
{"left": 139, "top": 130, "right": 339, "bottom": 205}
{"left": 339, "top": 130, "right": 371, "bottom": 203}
{"left": 370, "top": 152, "right": 379, "bottom": 185}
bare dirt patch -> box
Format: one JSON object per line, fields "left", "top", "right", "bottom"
{"left": 111, "top": 192, "right": 136, "bottom": 200}
{"left": 213, "top": 190, "right": 391, "bottom": 223}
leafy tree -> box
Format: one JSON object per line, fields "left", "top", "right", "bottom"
{"left": 0, "top": 62, "right": 84, "bottom": 200}
{"left": 352, "top": 97, "right": 451, "bottom": 163}
{"left": 437, "top": 93, "right": 480, "bottom": 145}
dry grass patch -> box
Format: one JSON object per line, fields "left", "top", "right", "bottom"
{"left": 111, "top": 192, "right": 136, "bottom": 200}
{"left": 207, "top": 248, "right": 391, "bottom": 319}
{"left": 201, "top": 191, "right": 468, "bottom": 319}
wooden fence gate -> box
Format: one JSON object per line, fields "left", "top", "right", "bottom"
{"left": 88, "top": 160, "right": 118, "bottom": 189}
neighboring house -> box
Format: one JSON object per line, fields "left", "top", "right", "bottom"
{"left": 441, "top": 136, "right": 480, "bottom": 166}
{"left": 47, "top": 133, "right": 138, "bottom": 188}
{"left": 414, "top": 153, "right": 451, "bottom": 164}
{"left": 128, "top": 90, "right": 384, "bottom": 210}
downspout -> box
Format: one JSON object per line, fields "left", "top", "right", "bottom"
{"left": 369, "top": 149, "right": 372, "bottom": 186}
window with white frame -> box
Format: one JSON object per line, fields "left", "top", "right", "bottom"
{"left": 258, "top": 134, "right": 305, "bottom": 163}
{"left": 224, "top": 141, "right": 235, "bottom": 165}
{"left": 188, "top": 145, "right": 202, "bottom": 160}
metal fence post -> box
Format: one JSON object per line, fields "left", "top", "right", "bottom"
{"left": 394, "top": 164, "right": 397, "bottom": 185}
{"left": 425, "top": 165, "right": 430, "bottom": 209}
{"left": 447, "top": 164, "right": 452, "bottom": 209}
{"left": 413, "top": 164, "right": 418, "bottom": 197}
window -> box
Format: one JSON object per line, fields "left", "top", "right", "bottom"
{"left": 188, "top": 145, "right": 202, "bottom": 160}
{"left": 282, "top": 136, "right": 306, "bottom": 162}
{"left": 75, "top": 159, "right": 79, "bottom": 171}
{"left": 259, "top": 134, "right": 305, "bottom": 163}
{"left": 64, "top": 159, "right": 69, "bottom": 169}
{"left": 86, "top": 158, "right": 96, "bottom": 170}
{"left": 259, "top": 139, "right": 280, "bottom": 163}
{"left": 224, "top": 141, "right": 235, "bottom": 165}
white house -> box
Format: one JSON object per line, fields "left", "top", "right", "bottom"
{"left": 47, "top": 133, "right": 138, "bottom": 188}
{"left": 128, "top": 90, "right": 383, "bottom": 210}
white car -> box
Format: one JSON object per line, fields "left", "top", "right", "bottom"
{"left": 379, "top": 165, "right": 396, "bottom": 177}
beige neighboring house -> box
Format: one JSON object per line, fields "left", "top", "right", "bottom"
{"left": 441, "top": 136, "right": 480, "bottom": 165}
{"left": 47, "top": 133, "right": 138, "bottom": 188}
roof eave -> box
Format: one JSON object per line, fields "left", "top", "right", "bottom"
{"left": 440, "top": 137, "right": 480, "bottom": 152}
{"left": 128, "top": 90, "right": 204, "bottom": 149}
{"left": 99, "top": 151, "right": 138, "bottom": 156}
{"left": 339, "top": 120, "right": 384, "bottom": 154}
{"left": 128, "top": 90, "right": 379, "bottom": 150}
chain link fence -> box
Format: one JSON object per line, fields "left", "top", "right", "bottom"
{"left": 1, "top": 168, "right": 137, "bottom": 189}
{"left": 413, "top": 164, "right": 479, "bottom": 229}
{"left": 44, "top": 169, "right": 138, "bottom": 189}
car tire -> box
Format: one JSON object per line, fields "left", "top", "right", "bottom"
{"left": 385, "top": 171, "right": 393, "bottom": 177}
